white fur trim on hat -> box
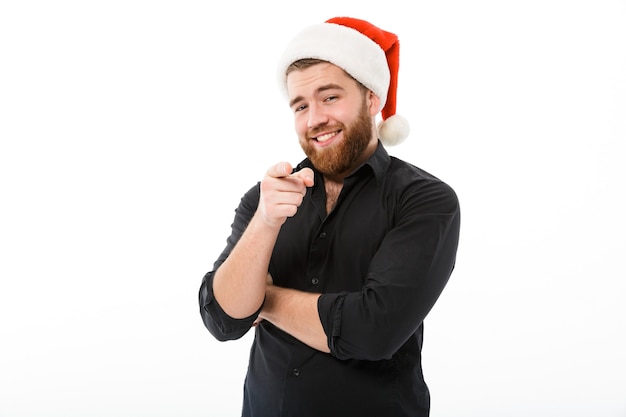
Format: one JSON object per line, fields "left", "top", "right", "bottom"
{"left": 276, "top": 22, "right": 390, "bottom": 113}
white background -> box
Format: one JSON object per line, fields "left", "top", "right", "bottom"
{"left": 1, "top": 1, "right": 625, "bottom": 416}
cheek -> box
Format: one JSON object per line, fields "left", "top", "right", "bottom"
{"left": 335, "top": 100, "right": 362, "bottom": 123}
{"left": 294, "top": 114, "right": 308, "bottom": 136}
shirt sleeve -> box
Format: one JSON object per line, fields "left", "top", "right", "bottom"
{"left": 198, "top": 183, "right": 262, "bottom": 341}
{"left": 318, "top": 180, "right": 461, "bottom": 361}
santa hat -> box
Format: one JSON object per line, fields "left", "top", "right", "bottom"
{"left": 277, "top": 17, "right": 410, "bottom": 146}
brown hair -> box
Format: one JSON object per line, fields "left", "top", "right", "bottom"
{"left": 286, "top": 59, "right": 368, "bottom": 94}
{"left": 285, "top": 58, "right": 328, "bottom": 76}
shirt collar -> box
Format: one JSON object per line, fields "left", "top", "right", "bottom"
{"left": 363, "top": 141, "right": 391, "bottom": 185}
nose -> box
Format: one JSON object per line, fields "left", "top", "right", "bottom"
{"left": 307, "top": 102, "right": 329, "bottom": 129}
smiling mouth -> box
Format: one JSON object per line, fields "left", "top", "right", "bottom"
{"left": 313, "top": 130, "right": 341, "bottom": 143}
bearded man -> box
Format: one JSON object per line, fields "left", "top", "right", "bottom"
{"left": 199, "top": 16, "right": 461, "bottom": 417}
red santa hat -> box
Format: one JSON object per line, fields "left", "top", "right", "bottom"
{"left": 277, "top": 17, "right": 410, "bottom": 146}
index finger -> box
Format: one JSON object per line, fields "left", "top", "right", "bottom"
{"left": 291, "top": 167, "right": 314, "bottom": 187}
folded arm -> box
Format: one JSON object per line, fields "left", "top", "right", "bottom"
{"left": 258, "top": 285, "right": 329, "bottom": 353}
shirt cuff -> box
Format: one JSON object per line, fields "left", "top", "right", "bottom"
{"left": 199, "top": 271, "right": 260, "bottom": 340}
{"left": 318, "top": 292, "right": 348, "bottom": 358}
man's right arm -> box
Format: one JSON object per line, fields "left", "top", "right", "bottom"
{"left": 212, "top": 212, "right": 281, "bottom": 319}
{"left": 209, "top": 162, "right": 315, "bottom": 320}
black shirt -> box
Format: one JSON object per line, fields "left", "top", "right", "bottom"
{"left": 199, "top": 143, "right": 460, "bottom": 417}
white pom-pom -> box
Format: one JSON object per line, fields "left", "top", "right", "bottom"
{"left": 377, "top": 114, "right": 410, "bottom": 146}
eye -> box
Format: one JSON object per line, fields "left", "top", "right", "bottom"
{"left": 294, "top": 104, "right": 307, "bottom": 113}
{"left": 324, "top": 95, "right": 338, "bottom": 102}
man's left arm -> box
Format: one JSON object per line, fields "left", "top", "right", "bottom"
{"left": 258, "top": 180, "right": 460, "bottom": 357}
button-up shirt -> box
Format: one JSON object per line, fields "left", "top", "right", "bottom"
{"left": 199, "top": 143, "right": 460, "bottom": 417}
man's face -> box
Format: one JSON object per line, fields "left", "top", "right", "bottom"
{"left": 286, "top": 63, "right": 379, "bottom": 178}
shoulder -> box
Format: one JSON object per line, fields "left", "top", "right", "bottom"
{"left": 386, "top": 157, "right": 459, "bottom": 212}
{"left": 236, "top": 182, "right": 261, "bottom": 214}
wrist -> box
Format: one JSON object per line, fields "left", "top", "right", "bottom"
{"left": 252, "top": 211, "right": 283, "bottom": 234}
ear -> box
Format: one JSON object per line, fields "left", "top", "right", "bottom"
{"left": 367, "top": 90, "right": 381, "bottom": 116}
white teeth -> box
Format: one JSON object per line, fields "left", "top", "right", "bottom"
{"left": 316, "top": 132, "right": 336, "bottom": 142}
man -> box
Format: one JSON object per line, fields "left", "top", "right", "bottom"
{"left": 199, "top": 17, "right": 460, "bottom": 417}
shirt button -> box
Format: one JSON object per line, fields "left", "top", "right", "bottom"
{"left": 311, "top": 277, "right": 319, "bottom": 285}
{"left": 293, "top": 368, "right": 300, "bottom": 376}
{"left": 319, "top": 232, "right": 326, "bottom": 238}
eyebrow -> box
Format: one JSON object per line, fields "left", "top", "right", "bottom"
{"left": 289, "top": 83, "right": 346, "bottom": 108}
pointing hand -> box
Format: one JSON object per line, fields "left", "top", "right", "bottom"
{"left": 258, "top": 162, "right": 314, "bottom": 228}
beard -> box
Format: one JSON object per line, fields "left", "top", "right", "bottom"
{"left": 299, "top": 100, "right": 373, "bottom": 177}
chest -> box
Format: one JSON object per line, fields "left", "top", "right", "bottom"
{"left": 324, "top": 181, "right": 342, "bottom": 214}
{"left": 270, "top": 180, "right": 396, "bottom": 292}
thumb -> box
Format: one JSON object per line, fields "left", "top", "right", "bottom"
{"left": 266, "top": 162, "right": 293, "bottom": 179}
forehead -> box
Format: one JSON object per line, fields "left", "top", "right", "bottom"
{"left": 286, "top": 62, "right": 357, "bottom": 97}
